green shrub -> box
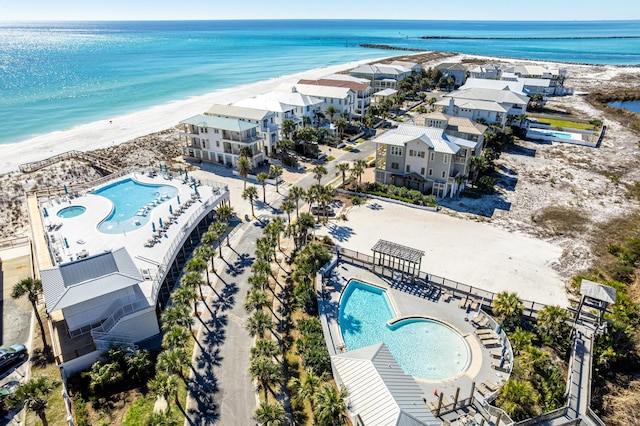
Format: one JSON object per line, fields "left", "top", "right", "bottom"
{"left": 477, "top": 176, "right": 496, "bottom": 194}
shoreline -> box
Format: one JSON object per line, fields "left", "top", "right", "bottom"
{"left": 1, "top": 55, "right": 394, "bottom": 173}
{"left": 3, "top": 50, "right": 639, "bottom": 173}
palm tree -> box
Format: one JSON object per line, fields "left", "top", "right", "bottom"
{"left": 289, "top": 369, "right": 322, "bottom": 420}
{"left": 210, "top": 221, "right": 227, "bottom": 259}
{"left": 11, "top": 277, "right": 48, "bottom": 351}
{"left": 216, "top": 204, "right": 236, "bottom": 246}
{"left": 269, "top": 164, "right": 283, "bottom": 193}
{"left": 334, "top": 117, "right": 348, "bottom": 139}
{"left": 161, "top": 304, "right": 193, "bottom": 333}
{"left": 162, "top": 326, "right": 190, "bottom": 351}
{"left": 249, "top": 356, "right": 282, "bottom": 399}
{"left": 493, "top": 291, "right": 524, "bottom": 328}
{"left": 123, "top": 349, "right": 152, "bottom": 383}
{"left": 325, "top": 105, "right": 338, "bottom": 123}
{"left": 311, "top": 165, "right": 328, "bottom": 185}
{"left": 179, "top": 271, "right": 204, "bottom": 306}
{"left": 8, "top": 376, "right": 59, "bottom": 426}
{"left": 288, "top": 186, "right": 305, "bottom": 219}
{"left": 254, "top": 400, "right": 286, "bottom": 426}
{"left": 202, "top": 230, "right": 220, "bottom": 272}
{"left": 509, "top": 327, "right": 535, "bottom": 355}
{"left": 537, "top": 305, "right": 570, "bottom": 345}
{"left": 237, "top": 156, "right": 252, "bottom": 190}
{"left": 244, "top": 289, "right": 270, "bottom": 313}
{"left": 337, "top": 162, "right": 350, "bottom": 187}
{"left": 192, "top": 245, "right": 214, "bottom": 286}
{"left": 313, "top": 111, "right": 325, "bottom": 128}
{"left": 149, "top": 372, "right": 180, "bottom": 414}
{"left": 470, "top": 155, "right": 490, "bottom": 184}
{"left": 250, "top": 338, "right": 279, "bottom": 360}
{"left": 257, "top": 172, "right": 270, "bottom": 203}
{"left": 350, "top": 162, "right": 365, "bottom": 189}
{"left": 245, "top": 310, "right": 273, "bottom": 339}
{"left": 497, "top": 379, "right": 539, "bottom": 421}
{"left": 185, "top": 257, "right": 207, "bottom": 298}
{"left": 313, "top": 382, "right": 348, "bottom": 426}
{"left": 281, "top": 199, "right": 296, "bottom": 225}
{"left": 267, "top": 216, "right": 286, "bottom": 252}
{"left": 242, "top": 186, "right": 258, "bottom": 218}
{"left": 157, "top": 348, "right": 190, "bottom": 379}
{"left": 281, "top": 119, "right": 296, "bottom": 139}
{"left": 248, "top": 272, "right": 269, "bottom": 292}
{"left": 275, "top": 138, "right": 295, "bottom": 162}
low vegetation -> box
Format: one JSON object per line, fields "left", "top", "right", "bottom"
{"left": 357, "top": 182, "right": 437, "bottom": 207}
{"left": 534, "top": 118, "right": 601, "bottom": 131}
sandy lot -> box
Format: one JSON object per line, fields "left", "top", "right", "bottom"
{"left": 316, "top": 198, "right": 568, "bottom": 307}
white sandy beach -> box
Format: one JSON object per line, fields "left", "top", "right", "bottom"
{"left": 0, "top": 56, "right": 393, "bottom": 173}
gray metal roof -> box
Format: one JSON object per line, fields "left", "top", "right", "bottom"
{"left": 447, "top": 87, "right": 530, "bottom": 105}
{"left": 580, "top": 279, "right": 617, "bottom": 304}
{"left": 372, "top": 240, "right": 425, "bottom": 264}
{"left": 205, "top": 104, "right": 272, "bottom": 121}
{"left": 374, "top": 125, "right": 460, "bottom": 155}
{"left": 41, "top": 247, "right": 144, "bottom": 312}
{"left": 332, "top": 343, "right": 439, "bottom": 426}
{"left": 180, "top": 114, "right": 258, "bottom": 132}
{"left": 461, "top": 78, "right": 526, "bottom": 95}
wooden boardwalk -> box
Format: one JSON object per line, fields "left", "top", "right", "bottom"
{"left": 19, "top": 150, "right": 118, "bottom": 174}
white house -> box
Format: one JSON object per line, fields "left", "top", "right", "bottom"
{"left": 467, "top": 64, "right": 501, "bottom": 80}
{"left": 436, "top": 62, "right": 468, "bottom": 87}
{"left": 460, "top": 78, "right": 526, "bottom": 96}
{"left": 293, "top": 83, "right": 357, "bottom": 120}
{"left": 349, "top": 62, "right": 419, "bottom": 91}
{"left": 501, "top": 64, "right": 568, "bottom": 95}
{"left": 435, "top": 86, "right": 529, "bottom": 128}
{"left": 297, "top": 74, "right": 373, "bottom": 116}
{"left": 233, "top": 89, "right": 323, "bottom": 134}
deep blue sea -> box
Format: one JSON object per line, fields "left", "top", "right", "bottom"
{"left": 1, "top": 20, "right": 639, "bottom": 146}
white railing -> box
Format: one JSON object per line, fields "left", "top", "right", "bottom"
{"left": 91, "top": 299, "right": 148, "bottom": 337}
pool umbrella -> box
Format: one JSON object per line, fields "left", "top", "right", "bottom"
{"left": 64, "top": 185, "right": 68, "bottom": 194}
{"left": 177, "top": 195, "right": 181, "bottom": 205}
{"left": 159, "top": 218, "right": 163, "bottom": 228}
{"left": 179, "top": 167, "right": 183, "bottom": 176}
{"left": 159, "top": 162, "right": 163, "bottom": 171}
{"left": 499, "top": 357, "right": 506, "bottom": 369}
{"left": 169, "top": 205, "right": 173, "bottom": 215}
{"left": 501, "top": 345, "right": 507, "bottom": 357}
{"left": 152, "top": 222, "right": 156, "bottom": 233}
{"left": 185, "top": 170, "right": 189, "bottom": 180}
{"left": 496, "top": 323, "right": 503, "bottom": 335}
{"left": 465, "top": 304, "right": 471, "bottom": 314}
{"left": 194, "top": 184, "right": 199, "bottom": 196}
{"left": 64, "top": 237, "right": 69, "bottom": 248}
{"left": 43, "top": 207, "right": 48, "bottom": 217}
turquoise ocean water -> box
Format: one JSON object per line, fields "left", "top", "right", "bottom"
{"left": 1, "top": 20, "right": 639, "bottom": 146}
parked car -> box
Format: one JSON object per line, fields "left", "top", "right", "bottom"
{"left": 311, "top": 205, "right": 334, "bottom": 216}
{"left": 0, "top": 344, "right": 27, "bottom": 373}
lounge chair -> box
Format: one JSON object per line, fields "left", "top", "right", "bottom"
{"left": 471, "top": 315, "right": 489, "bottom": 328}
{"left": 492, "top": 360, "right": 511, "bottom": 371}
{"left": 458, "top": 298, "right": 469, "bottom": 309}
{"left": 482, "top": 338, "right": 501, "bottom": 348}
{"left": 489, "top": 348, "right": 504, "bottom": 359}
{"left": 479, "top": 332, "right": 499, "bottom": 341}
{"left": 477, "top": 383, "right": 493, "bottom": 397}
{"left": 483, "top": 380, "right": 498, "bottom": 392}
{"left": 475, "top": 328, "right": 494, "bottom": 336}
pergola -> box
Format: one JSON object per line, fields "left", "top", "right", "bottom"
{"left": 371, "top": 239, "right": 425, "bottom": 282}
{"left": 573, "top": 279, "right": 617, "bottom": 331}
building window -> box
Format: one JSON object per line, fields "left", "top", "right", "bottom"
{"left": 390, "top": 146, "right": 403, "bottom": 156}
{"left": 421, "top": 167, "right": 425, "bottom": 175}
{"left": 442, "top": 171, "right": 446, "bottom": 178}
{"left": 428, "top": 169, "right": 433, "bottom": 176}
{"left": 443, "top": 155, "right": 448, "bottom": 164}
{"left": 391, "top": 162, "right": 399, "bottom": 170}
{"left": 430, "top": 152, "right": 435, "bottom": 161}
{"left": 420, "top": 151, "right": 425, "bottom": 158}
{"left": 409, "top": 149, "right": 414, "bottom": 157}
{"left": 214, "top": 129, "right": 219, "bottom": 134}
{"left": 406, "top": 165, "right": 410, "bottom": 173}
{"left": 216, "top": 141, "right": 220, "bottom": 147}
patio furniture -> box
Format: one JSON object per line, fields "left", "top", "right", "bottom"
{"left": 492, "top": 360, "right": 511, "bottom": 372}
{"left": 489, "top": 348, "right": 504, "bottom": 359}
{"left": 482, "top": 338, "right": 501, "bottom": 348}
{"left": 475, "top": 329, "right": 494, "bottom": 336}
{"left": 471, "top": 314, "right": 489, "bottom": 328}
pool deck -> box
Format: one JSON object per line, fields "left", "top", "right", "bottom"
{"left": 320, "top": 262, "right": 512, "bottom": 408}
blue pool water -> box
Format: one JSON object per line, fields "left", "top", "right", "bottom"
{"left": 545, "top": 131, "right": 572, "bottom": 139}
{"left": 339, "top": 280, "right": 469, "bottom": 381}
{"left": 57, "top": 205, "right": 86, "bottom": 219}
{"left": 92, "top": 178, "right": 178, "bottom": 234}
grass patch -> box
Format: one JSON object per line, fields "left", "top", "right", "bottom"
{"left": 326, "top": 156, "right": 335, "bottom": 162}
{"left": 532, "top": 205, "right": 590, "bottom": 235}
{"left": 535, "top": 118, "right": 596, "bottom": 131}
{"left": 356, "top": 138, "right": 365, "bottom": 143}
{"left": 343, "top": 145, "right": 354, "bottom": 151}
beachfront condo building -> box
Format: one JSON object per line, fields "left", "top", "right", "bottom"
{"left": 349, "top": 61, "right": 421, "bottom": 91}
{"left": 232, "top": 89, "right": 323, "bottom": 135}
{"left": 297, "top": 74, "right": 373, "bottom": 117}
{"left": 180, "top": 104, "right": 280, "bottom": 168}
{"left": 374, "top": 115, "right": 486, "bottom": 198}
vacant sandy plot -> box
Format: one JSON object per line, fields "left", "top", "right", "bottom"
{"left": 317, "top": 199, "right": 568, "bottom": 307}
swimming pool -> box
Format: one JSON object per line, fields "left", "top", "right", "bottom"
{"left": 92, "top": 178, "right": 178, "bottom": 234}
{"left": 339, "top": 280, "right": 470, "bottom": 381}
{"left": 57, "top": 206, "right": 86, "bottom": 219}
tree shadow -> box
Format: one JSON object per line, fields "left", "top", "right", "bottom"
{"left": 505, "top": 143, "right": 538, "bottom": 157}
{"left": 326, "top": 223, "right": 355, "bottom": 243}
{"left": 494, "top": 170, "right": 518, "bottom": 192}
{"left": 212, "top": 282, "right": 238, "bottom": 312}
{"left": 196, "top": 347, "right": 223, "bottom": 370}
